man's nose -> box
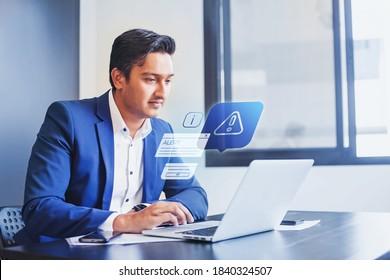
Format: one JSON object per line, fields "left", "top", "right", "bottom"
{"left": 155, "top": 82, "right": 169, "bottom": 99}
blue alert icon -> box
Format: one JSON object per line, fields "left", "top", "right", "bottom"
{"left": 201, "top": 102, "right": 263, "bottom": 152}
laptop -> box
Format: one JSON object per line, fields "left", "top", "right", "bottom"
{"left": 142, "top": 159, "right": 314, "bottom": 242}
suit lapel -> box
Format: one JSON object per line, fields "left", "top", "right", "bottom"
{"left": 95, "top": 92, "right": 114, "bottom": 210}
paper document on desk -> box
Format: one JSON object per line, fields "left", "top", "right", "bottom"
{"left": 275, "top": 220, "right": 320, "bottom": 231}
{"left": 66, "top": 233, "right": 181, "bottom": 246}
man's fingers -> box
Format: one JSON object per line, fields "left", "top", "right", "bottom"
{"left": 165, "top": 202, "right": 194, "bottom": 224}
{"left": 176, "top": 203, "right": 194, "bottom": 223}
{"left": 162, "top": 213, "right": 179, "bottom": 227}
{"left": 149, "top": 202, "right": 194, "bottom": 225}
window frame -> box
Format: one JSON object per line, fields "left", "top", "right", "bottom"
{"left": 203, "top": 0, "right": 390, "bottom": 166}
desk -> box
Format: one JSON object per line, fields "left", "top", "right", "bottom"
{"left": 1, "top": 211, "right": 390, "bottom": 260}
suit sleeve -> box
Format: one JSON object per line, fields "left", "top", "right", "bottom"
{"left": 22, "top": 102, "right": 113, "bottom": 239}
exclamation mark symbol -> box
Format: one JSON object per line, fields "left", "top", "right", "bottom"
{"left": 226, "top": 115, "right": 237, "bottom": 132}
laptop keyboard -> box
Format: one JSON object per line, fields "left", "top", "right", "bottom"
{"left": 176, "top": 226, "right": 218, "bottom": 236}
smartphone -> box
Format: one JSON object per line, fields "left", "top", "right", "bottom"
{"left": 280, "top": 219, "right": 304, "bottom": 226}
{"left": 79, "top": 230, "right": 122, "bottom": 243}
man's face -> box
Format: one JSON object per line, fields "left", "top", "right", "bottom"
{"left": 114, "top": 52, "right": 174, "bottom": 121}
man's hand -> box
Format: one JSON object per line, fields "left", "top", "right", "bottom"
{"left": 112, "top": 201, "right": 194, "bottom": 233}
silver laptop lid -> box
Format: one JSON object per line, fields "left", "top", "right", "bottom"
{"left": 212, "top": 159, "right": 313, "bottom": 242}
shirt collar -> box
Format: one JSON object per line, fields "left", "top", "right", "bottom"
{"left": 108, "top": 89, "right": 152, "bottom": 138}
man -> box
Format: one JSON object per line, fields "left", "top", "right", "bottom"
{"left": 15, "top": 29, "right": 208, "bottom": 243}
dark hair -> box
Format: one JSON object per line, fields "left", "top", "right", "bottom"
{"left": 109, "top": 28, "right": 176, "bottom": 89}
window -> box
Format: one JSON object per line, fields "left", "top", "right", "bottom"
{"left": 204, "top": 0, "right": 390, "bottom": 166}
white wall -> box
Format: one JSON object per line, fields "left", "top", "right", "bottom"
{"left": 80, "top": 0, "right": 390, "bottom": 215}
{"left": 0, "top": 0, "right": 79, "bottom": 206}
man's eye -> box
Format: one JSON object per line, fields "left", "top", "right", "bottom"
{"left": 165, "top": 79, "right": 172, "bottom": 84}
{"left": 146, "top": 78, "right": 156, "bottom": 83}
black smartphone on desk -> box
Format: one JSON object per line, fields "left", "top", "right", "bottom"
{"left": 280, "top": 219, "right": 304, "bottom": 226}
{"left": 79, "top": 230, "right": 122, "bottom": 243}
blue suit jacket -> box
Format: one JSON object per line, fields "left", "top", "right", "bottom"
{"left": 16, "top": 92, "right": 208, "bottom": 243}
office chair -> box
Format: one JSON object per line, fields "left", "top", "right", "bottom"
{"left": 0, "top": 206, "right": 24, "bottom": 247}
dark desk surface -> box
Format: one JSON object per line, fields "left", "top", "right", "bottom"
{"left": 2, "top": 211, "right": 390, "bottom": 260}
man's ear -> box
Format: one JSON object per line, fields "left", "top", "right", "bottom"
{"left": 111, "top": 68, "right": 125, "bottom": 90}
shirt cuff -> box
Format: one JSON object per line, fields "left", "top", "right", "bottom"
{"left": 98, "top": 213, "right": 120, "bottom": 231}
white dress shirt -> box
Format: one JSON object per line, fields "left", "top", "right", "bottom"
{"left": 99, "top": 90, "right": 152, "bottom": 230}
